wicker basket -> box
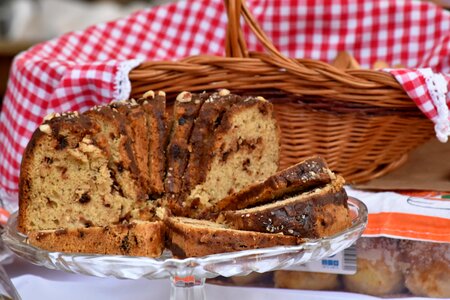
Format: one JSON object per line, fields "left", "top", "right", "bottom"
{"left": 129, "top": 0, "right": 434, "bottom": 183}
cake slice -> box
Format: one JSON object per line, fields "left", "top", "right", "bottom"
{"left": 164, "top": 92, "right": 209, "bottom": 214}
{"left": 165, "top": 216, "right": 303, "bottom": 258}
{"left": 180, "top": 91, "right": 280, "bottom": 216}
{"left": 27, "top": 220, "right": 165, "bottom": 257}
{"left": 83, "top": 104, "right": 144, "bottom": 205}
{"left": 110, "top": 99, "right": 152, "bottom": 196}
{"left": 202, "top": 156, "right": 336, "bottom": 218}
{"left": 18, "top": 112, "right": 131, "bottom": 232}
{"left": 217, "top": 176, "right": 351, "bottom": 238}
{"left": 137, "top": 90, "right": 169, "bottom": 198}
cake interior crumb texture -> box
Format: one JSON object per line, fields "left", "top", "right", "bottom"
{"left": 184, "top": 97, "right": 279, "bottom": 214}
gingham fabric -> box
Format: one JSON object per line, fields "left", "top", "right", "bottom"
{"left": 1, "top": 0, "right": 450, "bottom": 206}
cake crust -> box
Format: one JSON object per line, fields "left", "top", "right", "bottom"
{"left": 27, "top": 221, "right": 165, "bottom": 257}
{"left": 165, "top": 216, "right": 303, "bottom": 258}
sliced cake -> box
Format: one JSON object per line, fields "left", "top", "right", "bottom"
{"left": 217, "top": 176, "right": 351, "bottom": 238}
{"left": 18, "top": 112, "right": 131, "bottom": 232}
{"left": 18, "top": 90, "right": 353, "bottom": 259}
{"left": 83, "top": 104, "right": 144, "bottom": 205}
{"left": 165, "top": 216, "right": 303, "bottom": 258}
{"left": 180, "top": 91, "right": 280, "bottom": 217}
{"left": 110, "top": 98, "right": 152, "bottom": 196}
{"left": 202, "top": 156, "right": 336, "bottom": 218}
{"left": 27, "top": 220, "right": 165, "bottom": 257}
{"left": 137, "top": 90, "right": 169, "bottom": 198}
{"left": 164, "top": 91, "right": 209, "bottom": 214}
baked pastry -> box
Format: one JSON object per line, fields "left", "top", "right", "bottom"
{"left": 342, "top": 237, "right": 404, "bottom": 296}
{"left": 209, "top": 156, "right": 336, "bottom": 216}
{"left": 165, "top": 216, "right": 304, "bottom": 258}
{"left": 218, "top": 176, "right": 350, "bottom": 238}
{"left": 27, "top": 220, "right": 165, "bottom": 257}
{"left": 399, "top": 240, "right": 450, "bottom": 298}
{"left": 274, "top": 271, "right": 340, "bottom": 290}
{"left": 179, "top": 91, "right": 280, "bottom": 217}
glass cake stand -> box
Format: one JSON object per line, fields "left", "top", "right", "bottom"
{"left": 3, "top": 197, "right": 367, "bottom": 300}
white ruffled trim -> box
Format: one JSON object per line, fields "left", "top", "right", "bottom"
{"left": 113, "top": 58, "right": 144, "bottom": 101}
{"left": 418, "top": 68, "right": 450, "bottom": 143}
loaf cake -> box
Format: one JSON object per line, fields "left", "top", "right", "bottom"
{"left": 217, "top": 176, "right": 351, "bottom": 238}
{"left": 18, "top": 90, "right": 352, "bottom": 258}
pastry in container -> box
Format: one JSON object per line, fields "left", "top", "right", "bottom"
{"left": 342, "top": 237, "right": 405, "bottom": 296}
{"left": 399, "top": 240, "right": 450, "bottom": 298}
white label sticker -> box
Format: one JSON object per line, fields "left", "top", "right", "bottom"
{"left": 286, "top": 244, "right": 357, "bottom": 275}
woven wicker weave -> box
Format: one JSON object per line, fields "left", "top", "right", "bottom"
{"left": 129, "top": 0, "right": 434, "bottom": 183}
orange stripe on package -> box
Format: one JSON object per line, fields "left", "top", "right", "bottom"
{"left": 346, "top": 188, "right": 450, "bottom": 243}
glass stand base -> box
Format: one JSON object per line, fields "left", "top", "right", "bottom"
{"left": 170, "top": 276, "right": 206, "bottom": 300}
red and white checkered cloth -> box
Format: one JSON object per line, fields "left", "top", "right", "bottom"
{"left": 1, "top": 0, "right": 450, "bottom": 208}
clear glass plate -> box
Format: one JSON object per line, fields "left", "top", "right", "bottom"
{"left": 3, "top": 197, "right": 367, "bottom": 300}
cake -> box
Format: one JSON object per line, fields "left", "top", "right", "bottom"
{"left": 18, "top": 90, "right": 352, "bottom": 258}
{"left": 217, "top": 176, "right": 351, "bottom": 238}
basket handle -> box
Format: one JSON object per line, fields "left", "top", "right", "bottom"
{"left": 224, "top": 0, "right": 290, "bottom": 62}
{"left": 223, "top": 1, "right": 380, "bottom": 90}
